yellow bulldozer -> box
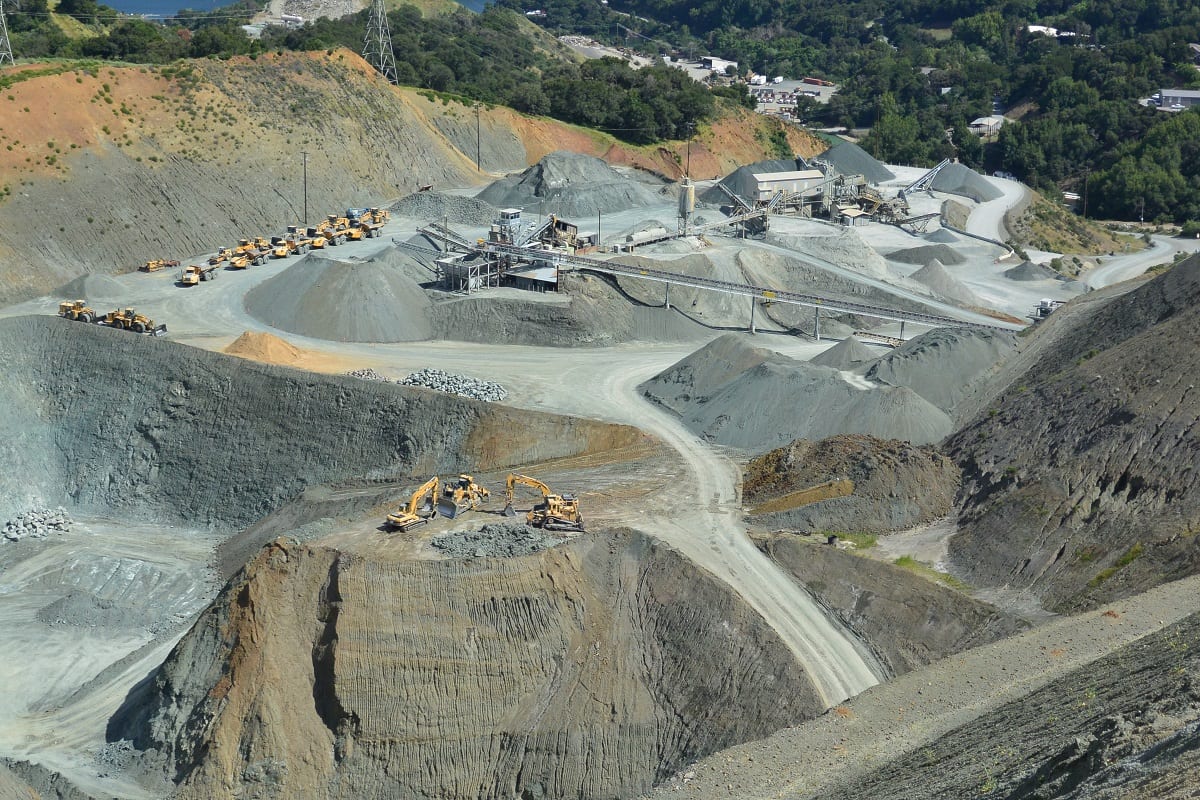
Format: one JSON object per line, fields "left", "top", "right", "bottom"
{"left": 385, "top": 477, "right": 440, "bottom": 531}
{"left": 141, "top": 259, "right": 180, "bottom": 273}
{"left": 503, "top": 473, "right": 585, "bottom": 532}
{"left": 57, "top": 300, "right": 97, "bottom": 323}
{"left": 438, "top": 474, "right": 490, "bottom": 518}
{"left": 102, "top": 307, "right": 167, "bottom": 336}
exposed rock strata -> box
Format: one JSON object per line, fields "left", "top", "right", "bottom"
{"left": 112, "top": 531, "right": 825, "bottom": 799}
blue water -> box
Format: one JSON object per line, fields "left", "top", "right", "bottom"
{"left": 105, "top": 0, "right": 484, "bottom": 16}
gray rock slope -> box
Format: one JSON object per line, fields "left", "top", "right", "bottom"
{"left": 0, "top": 315, "right": 636, "bottom": 525}
{"left": 948, "top": 256, "right": 1200, "bottom": 612}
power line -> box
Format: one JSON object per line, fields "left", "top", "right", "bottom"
{"left": 362, "top": 0, "right": 396, "bottom": 84}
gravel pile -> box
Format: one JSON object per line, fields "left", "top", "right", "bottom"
{"left": 3, "top": 507, "right": 73, "bottom": 542}
{"left": 910, "top": 258, "right": 983, "bottom": 307}
{"left": 929, "top": 162, "right": 1003, "bottom": 202}
{"left": 705, "top": 159, "right": 799, "bottom": 204}
{"left": 346, "top": 368, "right": 390, "bottom": 382}
{"left": 431, "top": 522, "right": 561, "bottom": 559}
{"left": 818, "top": 141, "right": 896, "bottom": 183}
{"left": 390, "top": 192, "right": 500, "bottom": 226}
{"left": 886, "top": 243, "right": 967, "bottom": 266}
{"left": 1004, "top": 260, "right": 1065, "bottom": 282}
{"left": 401, "top": 368, "right": 507, "bottom": 401}
{"left": 477, "top": 151, "right": 665, "bottom": 216}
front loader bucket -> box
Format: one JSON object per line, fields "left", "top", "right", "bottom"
{"left": 152, "top": 324, "right": 168, "bottom": 337}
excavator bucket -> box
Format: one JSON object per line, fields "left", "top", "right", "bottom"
{"left": 501, "top": 504, "right": 517, "bottom": 518}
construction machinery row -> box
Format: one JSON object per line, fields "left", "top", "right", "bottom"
{"left": 57, "top": 301, "right": 167, "bottom": 336}
{"left": 384, "top": 472, "right": 584, "bottom": 533}
{"left": 139, "top": 208, "right": 392, "bottom": 281}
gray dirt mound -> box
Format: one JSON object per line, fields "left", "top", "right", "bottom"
{"left": 866, "top": 328, "right": 1017, "bottom": 420}
{"left": 817, "top": 141, "right": 895, "bottom": 184}
{"left": 1004, "top": 260, "right": 1064, "bottom": 281}
{"left": 810, "top": 335, "right": 880, "bottom": 370}
{"left": 245, "top": 254, "right": 433, "bottom": 342}
{"left": 431, "top": 523, "right": 563, "bottom": 559}
{"left": 390, "top": 191, "right": 499, "bottom": 226}
{"left": 769, "top": 229, "right": 894, "bottom": 280}
{"left": 477, "top": 151, "right": 664, "bottom": 216}
{"left": 641, "top": 334, "right": 953, "bottom": 451}
{"left": 925, "top": 228, "right": 960, "bottom": 244}
{"left": 744, "top": 434, "right": 961, "bottom": 535}
{"left": 704, "top": 158, "right": 801, "bottom": 203}
{"left": 929, "top": 162, "right": 1003, "bottom": 202}
{"left": 36, "top": 590, "right": 151, "bottom": 631}
{"left": 357, "top": 244, "right": 439, "bottom": 284}
{"left": 910, "top": 259, "right": 983, "bottom": 307}
{"left": 886, "top": 243, "right": 967, "bottom": 266}
{"left": 56, "top": 273, "right": 127, "bottom": 301}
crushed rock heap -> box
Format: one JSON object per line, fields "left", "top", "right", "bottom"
{"left": 477, "top": 151, "right": 666, "bottom": 216}
{"left": 3, "top": 507, "right": 73, "bottom": 542}
{"left": 431, "top": 522, "right": 563, "bottom": 559}
{"left": 401, "top": 368, "right": 507, "bottom": 402}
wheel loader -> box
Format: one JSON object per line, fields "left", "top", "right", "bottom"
{"left": 503, "top": 473, "right": 584, "bottom": 532}
{"left": 57, "top": 300, "right": 96, "bottom": 323}
{"left": 208, "top": 247, "right": 235, "bottom": 266}
{"left": 385, "top": 477, "right": 440, "bottom": 531}
{"left": 179, "top": 263, "right": 220, "bottom": 286}
{"left": 102, "top": 308, "right": 167, "bottom": 336}
{"left": 437, "top": 474, "right": 490, "bottom": 518}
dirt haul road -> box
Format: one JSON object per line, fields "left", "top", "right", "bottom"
{"left": 5, "top": 217, "right": 884, "bottom": 706}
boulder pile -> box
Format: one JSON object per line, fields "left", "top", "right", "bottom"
{"left": 3, "top": 507, "right": 73, "bottom": 542}
{"left": 431, "top": 522, "right": 564, "bottom": 559}
{"left": 346, "top": 368, "right": 390, "bottom": 382}
{"left": 401, "top": 368, "right": 507, "bottom": 402}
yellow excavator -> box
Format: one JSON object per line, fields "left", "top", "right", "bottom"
{"left": 438, "top": 474, "right": 489, "bottom": 518}
{"left": 502, "top": 473, "right": 585, "bottom": 532}
{"left": 385, "top": 477, "right": 440, "bottom": 531}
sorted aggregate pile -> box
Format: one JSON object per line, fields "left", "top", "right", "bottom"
{"left": 769, "top": 228, "right": 893, "bottom": 280}
{"left": 245, "top": 256, "right": 434, "bottom": 343}
{"left": 641, "top": 334, "right": 953, "bottom": 451}
{"left": 929, "top": 162, "right": 1003, "bottom": 202}
{"left": 477, "top": 151, "right": 665, "bottom": 216}
{"left": 886, "top": 243, "right": 967, "bottom": 266}
{"left": 223, "top": 331, "right": 303, "bottom": 367}
{"left": 926, "top": 228, "right": 960, "bottom": 244}
{"left": 810, "top": 335, "right": 880, "bottom": 370}
{"left": 3, "top": 507, "right": 73, "bottom": 542}
{"left": 401, "top": 368, "right": 507, "bottom": 402}
{"left": 390, "top": 191, "right": 500, "bottom": 226}
{"left": 1004, "top": 260, "right": 1066, "bottom": 281}
{"left": 910, "top": 259, "right": 983, "bottom": 307}
{"left": 431, "top": 522, "right": 562, "bottom": 559}
{"left": 817, "top": 141, "right": 896, "bottom": 184}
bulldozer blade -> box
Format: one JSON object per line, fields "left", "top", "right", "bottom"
{"left": 437, "top": 499, "right": 466, "bottom": 519}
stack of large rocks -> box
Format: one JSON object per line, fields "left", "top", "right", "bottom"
{"left": 3, "top": 507, "right": 73, "bottom": 542}
{"left": 345, "top": 368, "right": 390, "bottom": 382}
{"left": 401, "top": 368, "right": 507, "bottom": 402}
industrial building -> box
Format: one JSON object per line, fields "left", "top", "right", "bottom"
{"left": 1161, "top": 88, "right": 1200, "bottom": 109}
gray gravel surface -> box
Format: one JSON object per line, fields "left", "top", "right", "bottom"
{"left": 431, "top": 522, "right": 564, "bottom": 559}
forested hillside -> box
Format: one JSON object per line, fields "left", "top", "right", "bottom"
{"left": 511, "top": 0, "right": 1200, "bottom": 222}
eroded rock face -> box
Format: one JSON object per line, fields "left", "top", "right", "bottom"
{"left": 112, "top": 531, "right": 824, "bottom": 799}
{"left": 744, "top": 434, "right": 960, "bottom": 534}
{"left": 948, "top": 256, "right": 1200, "bottom": 612}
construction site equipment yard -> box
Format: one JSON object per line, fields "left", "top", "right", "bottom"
{"left": 3, "top": 144, "right": 1200, "bottom": 800}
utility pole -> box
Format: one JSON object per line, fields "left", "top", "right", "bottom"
{"left": 685, "top": 120, "right": 695, "bottom": 179}
{"left": 0, "top": 2, "right": 15, "bottom": 68}
{"left": 362, "top": 0, "right": 397, "bottom": 84}
{"left": 1082, "top": 169, "right": 1089, "bottom": 220}
{"left": 475, "top": 103, "right": 481, "bottom": 172}
{"left": 301, "top": 150, "right": 309, "bottom": 225}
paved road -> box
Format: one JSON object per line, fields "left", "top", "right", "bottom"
{"left": 1086, "top": 234, "right": 1200, "bottom": 288}
{"left": 966, "top": 176, "right": 1029, "bottom": 242}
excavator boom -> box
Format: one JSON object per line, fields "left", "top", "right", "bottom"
{"left": 386, "top": 476, "right": 440, "bottom": 531}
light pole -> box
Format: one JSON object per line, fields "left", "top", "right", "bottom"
{"left": 301, "top": 150, "right": 309, "bottom": 225}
